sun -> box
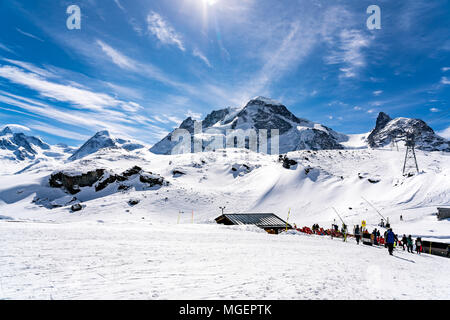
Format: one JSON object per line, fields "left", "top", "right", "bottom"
{"left": 203, "top": 0, "right": 218, "bottom": 6}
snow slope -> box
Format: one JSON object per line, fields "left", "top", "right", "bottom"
{"left": 1, "top": 125, "right": 449, "bottom": 300}
{"left": 1, "top": 220, "right": 449, "bottom": 300}
{"left": 0, "top": 146, "right": 448, "bottom": 242}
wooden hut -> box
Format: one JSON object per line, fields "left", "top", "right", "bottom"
{"left": 215, "top": 213, "right": 292, "bottom": 234}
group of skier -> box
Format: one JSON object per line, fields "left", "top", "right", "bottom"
{"left": 350, "top": 224, "right": 425, "bottom": 256}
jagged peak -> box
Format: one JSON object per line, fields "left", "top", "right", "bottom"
{"left": 0, "top": 126, "right": 14, "bottom": 135}
{"left": 93, "top": 130, "right": 111, "bottom": 137}
{"left": 247, "top": 96, "right": 283, "bottom": 106}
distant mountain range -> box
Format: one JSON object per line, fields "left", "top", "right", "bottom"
{"left": 1, "top": 97, "right": 449, "bottom": 164}
{"left": 150, "top": 96, "right": 449, "bottom": 154}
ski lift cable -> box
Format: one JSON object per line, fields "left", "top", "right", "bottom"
{"left": 332, "top": 207, "right": 346, "bottom": 225}
{"left": 361, "top": 196, "right": 387, "bottom": 221}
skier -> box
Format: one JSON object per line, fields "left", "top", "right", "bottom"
{"left": 400, "top": 215, "right": 403, "bottom": 221}
{"left": 342, "top": 224, "right": 348, "bottom": 242}
{"left": 354, "top": 225, "right": 361, "bottom": 245}
{"left": 407, "top": 235, "right": 414, "bottom": 253}
{"left": 373, "top": 228, "right": 379, "bottom": 245}
{"left": 401, "top": 234, "right": 408, "bottom": 251}
{"left": 415, "top": 237, "right": 422, "bottom": 254}
{"left": 386, "top": 228, "right": 395, "bottom": 256}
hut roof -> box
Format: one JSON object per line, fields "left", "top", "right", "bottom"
{"left": 215, "top": 213, "right": 291, "bottom": 229}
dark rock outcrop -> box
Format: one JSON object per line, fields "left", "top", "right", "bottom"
{"left": 49, "top": 166, "right": 167, "bottom": 195}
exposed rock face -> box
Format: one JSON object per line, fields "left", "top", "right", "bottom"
{"left": 49, "top": 166, "right": 167, "bottom": 195}
{"left": 150, "top": 97, "right": 345, "bottom": 155}
{"left": 367, "top": 112, "right": 450, "bottom": 152}
{"left": 49, "top": 169, "right": 106, "bottom": 194}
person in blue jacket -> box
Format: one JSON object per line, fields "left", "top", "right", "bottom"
{"left": 386, "top": 228, "right": 395, "bottom": 256}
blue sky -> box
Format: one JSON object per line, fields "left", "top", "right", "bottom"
{"left": 0, "top": 0, "right": 449, "bottom": 146}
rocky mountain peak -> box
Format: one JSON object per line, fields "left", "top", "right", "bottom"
{"left": 68, "top": 130, "right": 144, "bottom": 161}
{"left": 367, "top": 112, "right": 449, "bottom": 151}
{"left": 1, "top": 126, "right": 14, "bottom": 136}
{"left": 375, "top": 112, "right": 392, "bottom": 130}
{"left": 150, "top": 97, "right": 345, "bottom": 154}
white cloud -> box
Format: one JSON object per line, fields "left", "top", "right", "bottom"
{"left": 0, "top": 65, "right": 118, "bottom": 112}
{"left": 1, "top": 124, "right": 31, "bottom": 132}
{"left": 0, "top": 43, "right": 14, "bottom": 54}
{"left": 326, "top": 29, "right": 371, "bottom": 78}
{"left": 29, "top": 122, "right": 90, "bottom": 141}
{"left": 373, "top": 90, "right": 383, "bottom": 96}
{"left": 193, "top": 48, "right": 212, "bottom": 68}
{"left": 0, "top": 91, "right": 161, "bottom": 140}
{"left": 113, "top": 0, "right": 125, "bottom": 12}
{"left": 186, "top": 109, "right": 202, "bottom": 120}
{"left": 441, "top": 77, "right": 450, "bottom": 85}
{"left": 2, "top": 58, "right": 54, "bottom": 77}
{"left": 367, "top": 109, "right": 377, "bottom": 114}
{"left": 430, "top": 107, "right": 440, "bottom": 112}
{"left": 16, "top": 28, "right": 44, "bottom": 42}
{"left": 147, "top": 11, "right": 185, "bottom": 51}
{"left": 442, "top": 67, "right": 450, "bottom": 72}
{"left": 97, "top": 40, "right": 136, "bottom": 70}
{"left": 353, "top": 106, "right": 362, "bottom": 111}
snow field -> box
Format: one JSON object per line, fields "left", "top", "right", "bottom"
{"left": 1, "top": 220, "right": 449, "bottom": 300}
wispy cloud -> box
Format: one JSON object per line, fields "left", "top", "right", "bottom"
{"left": 97, "top": 40, "right": 136, "bottom": 70}
{"left": 0, "top": 65, "right": 118, "bottom": 112}
{"left": 16, "top": 28, "right": 44, "bottom": 42}
{"left": 1, "top": 124, "right": 31, "bottom": 132}
{"left": 326, "top": 29, "right": 371, "bottom": 78}
{"left": 28, "top": 122, "right": 90, "bottom": 141}
{"left": 147, "top": 11, "right": 185, "bottom": 51}
{"left": 441, "top": 77, "right": 450, "bottom": 85}
{"left": 0, "top": 43, "right": 15, "bottom": 54}
{"left": 113, "top": 0, "right": 125, "bottom": 12}
{"left": 193, "top": 48, "right": 212, "bottom": 68}
{"left": 430, "top": 107, "right": 440, "bottom": 112}
{"left": 373, "top": 90, "right": 383, "bottom": 96}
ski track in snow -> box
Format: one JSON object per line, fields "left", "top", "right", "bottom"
{"left": 1, "top": 221, "right": 449, "bottom": 300}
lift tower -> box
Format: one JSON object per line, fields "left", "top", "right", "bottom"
{"left": 402, "top": 132, "right": 419, "bottom": 176}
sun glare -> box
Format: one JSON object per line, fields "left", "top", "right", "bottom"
{"left": 203, "top": 0, "right": 218, "bottom": 6}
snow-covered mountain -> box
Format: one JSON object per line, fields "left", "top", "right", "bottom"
{"left": 367, "top": 112, "right": 450, "bottom": 152}
{"left": 0, "top": 125, "right": 77, "bottom": 170}
{"left": 0, "top": 126, "right": 52, "bottom": 161}
{"left": 151, "top": 97, "right": 346, "bottom": 154}
{"left": 68, "top": 130, "right": 145, "bottom": 161}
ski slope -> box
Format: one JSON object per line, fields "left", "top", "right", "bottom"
{"left": 0, "top": 220, "right": 449, "bottom": 300}
{"left": 0, "top": 147, "right": 448, "bottom": 242}
{"left": 0, "top": 147, "right": 449, "bottom": 299}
